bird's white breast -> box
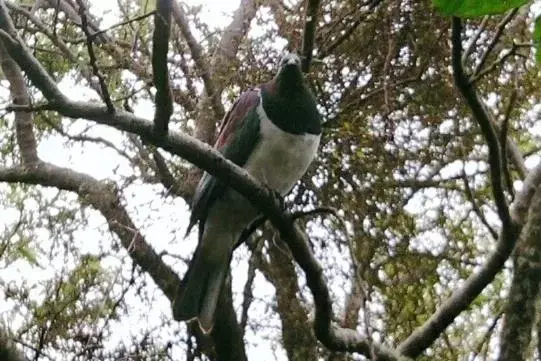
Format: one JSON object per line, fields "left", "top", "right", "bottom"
{"left": 243, "top": 94, "right": 321, "bottom": 195}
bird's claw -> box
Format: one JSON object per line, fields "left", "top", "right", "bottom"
{"left": 267, "top": 187, "right": 286, "bottom": 211}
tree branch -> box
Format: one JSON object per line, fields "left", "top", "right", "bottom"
{"left": 192, "top": 0, "right": 257, "bottom": 145}
{"left": 75, "top": 0, "right": 114, "bottom": 112}
{"left": 151, "top": 148, "right": 193, "bottom": 200}
{"left": 461, "top": 15, "right": 489, "bottom": 65}
{"left": 472, "top": 8, "right": 518, "bottom": 78}
{"left": 258, "top": 230, "right": 318, "bottom": 360}
{"left": 152, "top": 0, "right": 173, "bottom": 136}
{"left": 171, "top": 1, "right": 217, "bottom": 111}
{"left": 498, "top": 185, "right": 541, "bottom": 361}
{"left": 451, "top": 17, "right": 511, "bottom": 228}
{"left": 0, "top": 327, "right": 27, "bottom": 361}
{"left": 0, "top": 162, "right": 180, "bottom": 298}
{"left": 32, "top": 0, "right": 111, "bottom": 44}
{"left": 500, "top": 89, "right": 517, "bottom": 197}
{"left": 4, "top": 1, "right": 102, "bottom": 95}
{"left": 301, "top": 0, "right": 320, "bottom": 73}
{"left": 0, "top": 40, "right": 38, "bottom": 164}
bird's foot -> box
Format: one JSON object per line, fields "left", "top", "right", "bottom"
{"left": 267, "top": 187, "right": 286, "bottom": 211}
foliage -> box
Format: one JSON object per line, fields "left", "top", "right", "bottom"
{"left": 432, "top": 0, "right": 530, "bottom": 17}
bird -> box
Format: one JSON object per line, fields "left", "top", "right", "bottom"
{"left": 172, "top": 52, "right": 322, "bottom": 333}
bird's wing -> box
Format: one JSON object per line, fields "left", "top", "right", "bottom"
{"left": 186, "top": 88, "right": 262, "bottom": 235}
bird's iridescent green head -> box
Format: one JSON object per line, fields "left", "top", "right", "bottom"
{"left": 278, "top": 53, "right": 301, "bottom": 69}
{"left": 275, "top": 53, "right": 304, "bottom": 93}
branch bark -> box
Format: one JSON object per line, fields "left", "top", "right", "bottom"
{"left": 192, "top": 0, "right": 258, "bottom": 145}
{"left": 0, "top": 328, "right": 26, "bottom": 361}
{"left": 256, "top": 230, "right": 318, "bottom": 360}
{"left": 301, "top": 0, "right": 320, "bottom": 73}
{"left": 152, "top": 0, "right": 173, "bottom": 136}
{"left": 171, "top": 1, "right": 218, "bottom": 114}
{"left": 498, "top": 185, "right": 541, "bottom": 361}
{"left": 32, "top": 0, "right": 111, "bottom": 44}
{"left": 451, "top": 17, "right": 511, "bottom": 228}
{"left": 0, "top": 40, "right": 38, "bottom": 164}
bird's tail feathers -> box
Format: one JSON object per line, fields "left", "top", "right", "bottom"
{"left": 173, "top": 241, "right": 231, "bottom": 333}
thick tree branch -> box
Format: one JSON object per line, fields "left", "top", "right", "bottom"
{"left": 0, "top": 328, "right": 26, "bottom": 361}
{"left": 498, "top": 185, "right": 541, "bottom": 361}
{"left": 0, "top": 40, "right": 38, "bottom": 164}
{"left": 0, "top": 3, "right": 406, "bottom": 359}
{"left": 301, "top": 0, "right": 320, "bottom": 73}
{"left": 257, "top": 230, "right": 318, "bottom": 360}
{"left": 152, "top": 0, "right": 173, "bottom": 136}
{"left": 0, "top": 162, "right": 181, "bottom": 298}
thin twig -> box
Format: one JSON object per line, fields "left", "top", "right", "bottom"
{"left": 472, "top": 8, "right": 518, "bottom": 78}
{"left": 171, "top": 2, "right": 217, "bottom": 106}
{"left": 152, "top": 148, "right": 191, "bottom": 200}
{"left": 240, "top": 250, "right": 259, "bottom": 336}
{"left": 470, "top": 42, "right": 520, "bottom": 84}
{"left": 72, "top": 10, "right": 156, "bottom": 43}
{"left": 320, "top": 0, "right": 383, "bottom": 58}
{"left": 500, "top": 89, "right": 517, "bottom": 199}
{"left": 75, "top": 0, "right": 114, "bottom": 112}
{"left": 461, "top": 16, "right": 489, "bottom": 65}
{"left": 461, "top": 171, "right": 498, "bottom": 240}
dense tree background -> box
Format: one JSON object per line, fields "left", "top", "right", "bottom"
{"left": 0, "top": 0, "right": 540, "bottom": 360}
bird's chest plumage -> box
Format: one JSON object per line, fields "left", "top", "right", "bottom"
{"left": 243, "top": 102, "right": 320, "bottom": 195}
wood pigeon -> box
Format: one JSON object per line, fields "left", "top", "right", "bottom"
{"left": 173, "top": 53, "right": 322, "bottom": 332}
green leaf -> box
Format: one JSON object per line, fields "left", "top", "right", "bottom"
{"left": 140, "top": 0, "right": 156, "bottom": 12}
{"left": 432, "top": 0, "right": 529, "bottom": 17}
{"left": 535, "top": 15, "right": 541, "bottom": 64}
{"left": 16, "top": 240, "right": 38, "bottom": 266}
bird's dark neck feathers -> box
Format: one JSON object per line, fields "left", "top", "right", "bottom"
{"left": 276, "top": 65, "right": 305, "bottom": 95}
{"left": 261, "top": 66, "right": 321, "bottom": 135}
